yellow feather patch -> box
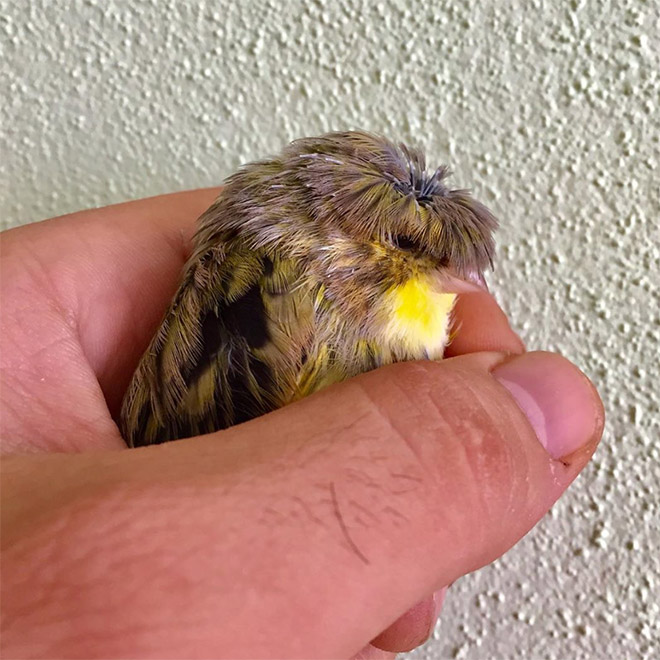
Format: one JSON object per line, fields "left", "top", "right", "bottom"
{"left": 385, "top": 277, "right": 456, "bottom": 358}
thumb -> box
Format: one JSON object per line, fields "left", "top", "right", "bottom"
{"left": 1, "top": 352, "right": 603, "bottom": 660}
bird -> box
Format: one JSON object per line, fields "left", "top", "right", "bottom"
{"left": 120, "top": 131, "right": 498, "bottom": 447}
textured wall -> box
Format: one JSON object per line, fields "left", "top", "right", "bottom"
{"left": 2, "top": 0, "right": 659, "bottom": 658}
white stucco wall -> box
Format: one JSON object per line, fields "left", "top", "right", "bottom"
{"left": 2, "top": 1, "right": 659, "bottom": 658}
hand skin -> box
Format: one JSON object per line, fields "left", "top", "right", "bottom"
{"left": 0, "top": 191, "right": 604, "bottom": 659}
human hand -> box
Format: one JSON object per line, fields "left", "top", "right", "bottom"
{"left": 0, "top": 191, "right": 604, "bottom": 659}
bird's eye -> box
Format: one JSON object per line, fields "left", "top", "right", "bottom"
{"left": 392, "top": 235, "right": 421, "bottom": 251}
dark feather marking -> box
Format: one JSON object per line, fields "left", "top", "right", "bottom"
{"left": 200, "top": 308, "right": 224, "bottom": 355}
{"left": 262, "top": 255, "right": 274, "bottom": 276}
{"left": 222, "top": 284, "right": 270, "bottom": 349}
{"left": 152, "top": 427, "right": 173, "bottom": 445}
{"left": 132, "top": 402, "right": 153, "bottom": 446}
{"left": 393, "top": 234, "right": 422, "bottom": 252}
{"left": 184, "top": 308, "right": 224, "bottom": 387}
{"left": 228, "top": 356, "right": 273, "bottom": 425}
{"left": 185, "top": 283, "right": 269, "bottom": 389}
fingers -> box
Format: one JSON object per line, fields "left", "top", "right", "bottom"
{"left": 71, "top": 189, "right": 221, "bottom": 411}
{"left": 370, "top": 589, "right": 446, "bottom": 653}
{"left": 1, "top": 351, "right": 604, "bottom": 659}
{"left": 447, "top": 290, "right": 525, "bottom": 357}
{"left": 1, "top": 189, "right": 220, "bottom": 416}
{"left": 369, "top": 311, "right": 567, "bottom": 654}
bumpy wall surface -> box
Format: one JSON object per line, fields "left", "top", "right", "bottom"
{"left": 2, "top": 1, "right": 659, "bottom": 658}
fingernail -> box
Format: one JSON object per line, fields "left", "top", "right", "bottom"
{"left": 425, "top": 588, "right": 446, "bottom": 639}
{"left": 467, "top": 269, "right": 490, "bottom": 292}
{"left": 438, "top": 273, "right": 484, "bottom": 294}
{"left": 404, "top": 588, "right": 445, "bottom": 648}
{"left": 492, "top": 352, "right": 602, "bottom": 460}
{"left": 370, "top": 588, "right": 447, "bottom": 653}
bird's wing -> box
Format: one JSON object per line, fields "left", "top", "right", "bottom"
{"left": 120, "top": 236, "right": 313, "bottom": 446}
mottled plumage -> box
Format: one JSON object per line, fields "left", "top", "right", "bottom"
{"left": 120, "top": 131, "right": 498, "bottom": 446}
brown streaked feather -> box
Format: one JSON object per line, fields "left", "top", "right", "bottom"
{"left": 121, "top": 239, "right": 311, "bottom": 445}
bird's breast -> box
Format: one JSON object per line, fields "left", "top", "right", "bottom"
{"left": 382, "top": 276, "right": 456, "bottom": 359}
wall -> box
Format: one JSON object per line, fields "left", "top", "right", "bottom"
{"left": 2, "top": 1, "right": 659, "bottom": 657}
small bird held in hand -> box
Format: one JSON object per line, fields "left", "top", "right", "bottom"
{"left": 120, "top": 131, "right": 498, "bottom": 447}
